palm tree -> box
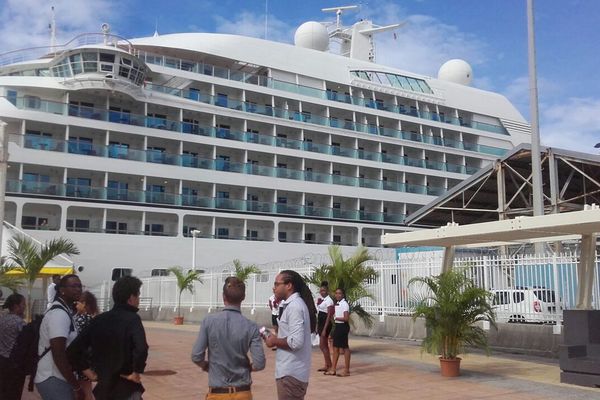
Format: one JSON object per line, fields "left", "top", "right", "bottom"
{"left": 409, "top": 269, "right": 496, "bottom": 362}
{"left": 305, "top": 245, "right": 378, "bottom": 327}
{"left": 168, "top": 266, "right": 203, "bottom": 318}
{"left": 5, "top": 235, "right": 79, "bottom": 320}
{"left": 0, "top": 264, "right": 24, "bottom": 294}
{"left": 232, "top": 259, "right": 261, "bottom": 283}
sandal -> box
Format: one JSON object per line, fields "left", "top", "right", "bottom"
{"left": 323, "top": 370, "right": 336, "bottom": 376}
{"left": 317, "top": 367, "right": 329, "bottom": 372}
{"left": 337, "top": 370, "right": 350, "bottom": 377}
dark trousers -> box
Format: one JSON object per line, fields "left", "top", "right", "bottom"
{"left": 0, "top": 356, "right": 26, "bottom": 400}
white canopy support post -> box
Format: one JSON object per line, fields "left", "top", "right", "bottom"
{"left": 378, "top": 261, "right": 385, "bottom": 322}
{"left": 0, "top": 120, "right": 8, "bottom": 252}
{"left": 576, "top": 233, "right": 596, "bottom": 310}
{"left": 441, "top": 246, "right": 455, "bottom": 273}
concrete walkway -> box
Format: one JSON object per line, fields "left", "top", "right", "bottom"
{"left": 23, "top": 321, "right": 600, "bottom": 399}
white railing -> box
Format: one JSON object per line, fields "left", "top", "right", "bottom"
{"left": 90, "top": 252, "right": 600, "bottom": 324}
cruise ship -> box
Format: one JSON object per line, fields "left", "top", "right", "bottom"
{"left": 0, "top": 11, "right": 530, "bottom": 288}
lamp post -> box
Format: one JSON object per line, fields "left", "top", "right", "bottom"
{"left": 191, "top": 229, "right": 201, "bottom": 271}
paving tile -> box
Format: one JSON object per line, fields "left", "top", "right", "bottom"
{"left": 20, "top": 321, "right": 600, "bottom": 400}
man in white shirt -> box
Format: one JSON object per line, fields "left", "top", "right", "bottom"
{"left": 36, "top": 274, "right": 84, "bottom": 400}
{"left": 46, "top": 275, "right": 61, "bottom": 309}
{"left": 263, "top": 270, "right": 316, "bottom": 400}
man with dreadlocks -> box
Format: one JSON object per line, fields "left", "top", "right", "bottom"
{"left": 263, "top": 270, "right": 316, "bottom": 400}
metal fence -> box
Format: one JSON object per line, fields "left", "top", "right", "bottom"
{"left": 90, "top": 252, "right": 600, "bottom": 324}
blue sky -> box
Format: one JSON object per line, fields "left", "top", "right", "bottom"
{"left": 1, "top": 0, "right": 599, "bottom": 153}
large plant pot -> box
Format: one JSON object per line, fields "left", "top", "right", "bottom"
{"left": 173, "top": 316, "right": 184, "bottom": 325}
{"left": 439, "top": 357, "right": 461, "bottom": 377}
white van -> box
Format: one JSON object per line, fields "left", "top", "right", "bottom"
{"left": 491, "top": 288, "right": 561, "bottom": 323}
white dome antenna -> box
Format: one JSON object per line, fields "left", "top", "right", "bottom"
{"left": 438, "top": 59, "right": 473, "bottom": 86}
{"left": 294, "top": 21, "right": 329, "bottom": 51}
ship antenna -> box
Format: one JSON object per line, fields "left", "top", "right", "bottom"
{"left": 322, "top": 5, "right": 358, "bottom": 30}
{"left": 264, "top": 0, "right": 269, "bottom": 39}
{"left": 154, "top": 18, "right": 159, "bottom": 37}
{"left": 49, "top": 6, "right": 57, "bottom": 53}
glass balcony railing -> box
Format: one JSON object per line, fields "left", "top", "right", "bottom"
{"left": 384, "top": 213, "right": 406, "bottom": 223}
{"left": 13, "top": 97, "right": 485, "bottom": 175}
{"left": 17, "top": 133, "right": 444, "bottom": 196}
{"left": 138, "top": 51, "right": 509, "bottom": 136}
{"left": 7, "top": 179, "right": 407, "bottom": 225}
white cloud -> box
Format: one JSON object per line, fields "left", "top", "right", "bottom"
{"left": 360, "top": 3, "right": 487, "bottom": 78}
{"left": 0, "top": 0, "right": 118, "bottom": 53}
{"left": 213, "top": 12, "right": 294, "bottom": 43}
{"left": 501, "top": 75, "right": 566, "bottom": 121}
{"left": 540, "top": 97, "right": 600, "bottom": 153}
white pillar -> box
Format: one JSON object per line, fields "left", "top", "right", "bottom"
{"left": 576, "top": 234, "right": 596, "bottom": 310}
{"left": 0, "top": 121, "right": 8, "bottom": 253}
{"left": 441, "top": 246, "right": 455, "bottom": 273}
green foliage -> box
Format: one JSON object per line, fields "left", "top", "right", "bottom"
{"left": 5, "top": 235, "right": 79, "bottom": 321}
{"left": 232, "top": 259, "right": 261, "bottom": 283}
{"left": 0, "top": 265, "right": 24, "bottom": 293}
{"left": 168, "top": 266, "right": 203, "bottom": 317}
{"left": 305, "top": 246, "right": 378, "bottom": 328}
{"left": 409, "top": 269, "right": 496, "bottom": 359}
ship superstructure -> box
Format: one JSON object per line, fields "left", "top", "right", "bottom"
{"left": 0, "top": 14, "right": 530, "bottom": 286}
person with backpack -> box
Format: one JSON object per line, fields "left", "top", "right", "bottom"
{"left": 0, "top": 293, "right": 27, "bottom": 400}
{"left": 35, "top": 274, "right": 85, "bottom": 400}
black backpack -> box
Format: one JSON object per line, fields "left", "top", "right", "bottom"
{"left": 9, "top": 304, "right": 74, "bottom": 391}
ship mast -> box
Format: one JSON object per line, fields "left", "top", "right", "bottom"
{"left": 322, "top": 4, "right": 404, "bottom": 62}
{"left": 49, "top": 6, "right": 57, "bottom": 53}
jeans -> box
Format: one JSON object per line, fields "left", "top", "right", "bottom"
{"left": 37, "top": 377, "right": 75, "bottom": 400}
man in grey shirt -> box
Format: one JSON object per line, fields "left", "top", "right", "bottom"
{"left": 192, "top": 277, "right": 265, "bottom": 399}
{"left": 264, "top": 270, "right": 317, "bottom": 400}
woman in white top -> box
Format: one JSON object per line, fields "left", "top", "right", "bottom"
{"left": 315, "top": 281, "right": 334, "bottom": 372}
{"left": 326, "top": 287, "right": 351, "bottom": 377}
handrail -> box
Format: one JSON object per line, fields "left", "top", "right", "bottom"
{"left": 0, "top": 33, "right": 136, "bottom": 67}
{"left": 6, "top": 92, "right": 506, "bottom": 158}
{"left": 6, "top": 179, "right": 407, "bottom": 224}
{"left": 138, "top": 50, "right": 509, "bottom": 136}
{"left": 9, "top": 96, "right": 487, "bottom": 172}
{"left": 16, "top": 133, "right": 444, "bottom": 196}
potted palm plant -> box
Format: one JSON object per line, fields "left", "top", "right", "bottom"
{"left": 305, "top": 245, "right": 378, "bottom": 328}
{"left": 168, "top": 266, "right": 203, "bottom": 325}
{"left": 409, "top": 269, "right": 496, "bottom": 377}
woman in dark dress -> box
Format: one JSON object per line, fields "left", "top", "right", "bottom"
{"left": 74, "top": 291, "right": 99, "bottom": 400}
{"left": 0, "top": 293, "right": 27, "bottom": 400}
{"left": 315, "top": 281, "right": 334, "bottom": 372}
{"left": 326, "top": 288, "right": 351, "bottom": 377}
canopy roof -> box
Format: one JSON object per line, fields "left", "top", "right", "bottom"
{"left": 406, "top": 145, "right": 600, "bottom": 228}
{"left": 6, "top": 266, "right": 74, "bottom": 277}
{"left": 383, "top": 207, "right": 600, "bottom": 248}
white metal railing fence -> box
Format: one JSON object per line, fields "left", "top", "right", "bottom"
{"left": 89, "top": 253, "right": 600, "bottom": 324}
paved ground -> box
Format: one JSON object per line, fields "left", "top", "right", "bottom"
{"left": 23, "top": 321, "right": 600, "bottom": 399}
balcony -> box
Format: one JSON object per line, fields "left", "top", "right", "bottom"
{"left": 13, "top": 97, "right": 490, "bottom": 172}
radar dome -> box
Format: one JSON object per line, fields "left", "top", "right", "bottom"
{"left": 438, "top": 59, "right": 473, "bottom": 86}
{"left": 294, "top": 21, "right": 329, "bottom": 52}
